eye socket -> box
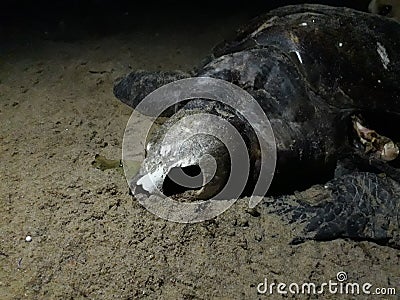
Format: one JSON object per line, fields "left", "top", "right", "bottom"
{"left": 378, "top": 5, "right": 393, "bottom": 16}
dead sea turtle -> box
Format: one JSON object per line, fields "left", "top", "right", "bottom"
{"left": 114, "top": 5, "right": 400, "bottom": 248}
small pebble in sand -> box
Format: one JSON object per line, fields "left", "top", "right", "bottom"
{"left": 25, "top": 235, "right": 32, "bottom": 242}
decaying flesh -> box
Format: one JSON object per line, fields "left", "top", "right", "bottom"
{"left": 352, "top": 116, "right": 399, "bottom": 161}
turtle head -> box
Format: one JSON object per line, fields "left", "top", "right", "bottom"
{"left": 129, "top": 100, "right": 257, "bottom": 201}
{"left": 132, "top": 131, "right": 232, "bottom": 200}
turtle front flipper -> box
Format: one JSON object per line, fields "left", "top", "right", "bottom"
{"left": 113, "top": 70, "right": 190, "bottom": 115}
{"left": 264, "top": 172, "right": 400, "bottom": 249}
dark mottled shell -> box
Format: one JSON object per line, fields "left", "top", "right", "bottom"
{"left": 211, "top": 4, "right": 400, "bottom": 113}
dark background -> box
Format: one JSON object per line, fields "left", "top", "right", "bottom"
{"left": 1, "top": 0, "right": 370, "bottom": 40}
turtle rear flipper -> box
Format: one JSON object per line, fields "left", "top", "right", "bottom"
{"left": 113, "top": 70, "right": 190, "bottom": 115}
{"left": 265, "top": 172, "right": 400, "bottom": 249}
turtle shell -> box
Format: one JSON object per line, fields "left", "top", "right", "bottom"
{"left": 211, "top": 4, "right": 400, "bottom": 113}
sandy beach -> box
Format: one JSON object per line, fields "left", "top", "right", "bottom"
{"left": 1, "top": 1, "right": 399, "bottom": 299}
